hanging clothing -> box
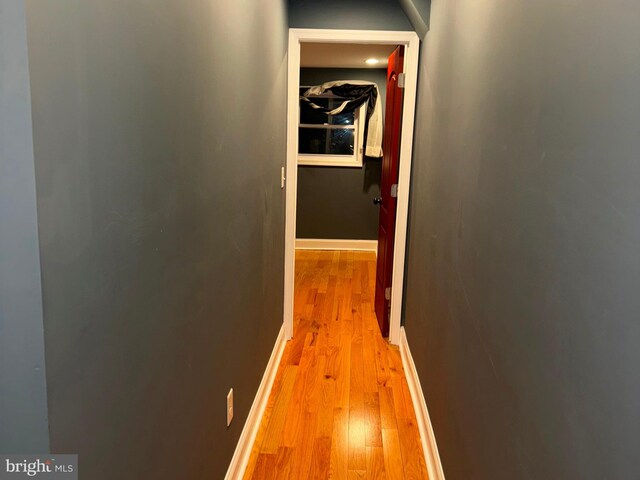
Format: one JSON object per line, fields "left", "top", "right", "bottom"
{"left": 301, "top": 80, "right": 383, "bottom": 158}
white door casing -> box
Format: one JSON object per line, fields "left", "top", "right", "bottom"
{"left": 284, "top": 29, "right": 420, "bottom": 345}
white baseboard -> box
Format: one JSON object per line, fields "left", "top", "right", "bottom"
{"left": 225, "top": 325, "right": 287, "bottom": 480}
{"left": 399, "top": 327, "right": 446, "bottom": 480}
{"left": 295, "top": 238, "right": 378, "bottom": 252}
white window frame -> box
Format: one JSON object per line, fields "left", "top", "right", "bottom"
{"left": 297, "top": 98, "right": 366, "bottom": 168}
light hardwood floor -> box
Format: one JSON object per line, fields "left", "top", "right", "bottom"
{"left": 243, "top": 250, "right": 428, "bottom": 479}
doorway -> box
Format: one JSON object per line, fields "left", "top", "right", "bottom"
{"left": 284, "top": 29, "right": 420, "bottom": 346}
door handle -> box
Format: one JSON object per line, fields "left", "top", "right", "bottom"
{"left": 373, "top": 196, "right": 382, "bottom": 205}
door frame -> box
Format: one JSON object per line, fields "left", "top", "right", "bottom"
{"left": 284, "top": 28, "right": 420, "bottom": 346}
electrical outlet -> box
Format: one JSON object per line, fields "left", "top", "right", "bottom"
{"left": 227, "top": 388, "right": 234, "bottom": 427}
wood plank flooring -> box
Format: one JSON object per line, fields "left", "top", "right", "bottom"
{"left": 243, "top": 250, "right": 428, "bottom": 479}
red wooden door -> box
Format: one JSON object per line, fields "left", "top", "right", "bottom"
{"left": 374, "top": 46, "right": 404, "bottom": 337}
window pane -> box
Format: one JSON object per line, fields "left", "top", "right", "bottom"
{"left": 299, "top": 98, "right": 355, "bottom": 126}
{"left": 299, "top": 128, "right": 354, "bottom": 155}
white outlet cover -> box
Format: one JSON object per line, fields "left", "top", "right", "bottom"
{"left": 227, "top": 388, "right": 233, "bottom": 427}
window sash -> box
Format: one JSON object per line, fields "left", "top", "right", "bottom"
{"left": 298, "top": 124, "right": 355, "bottom": 130}
{"left": 298, "top": 101, "right": 365, "bottom": 168}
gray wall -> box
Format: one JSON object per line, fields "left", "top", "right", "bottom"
{"left": 397, "top": 0, "right": 430, "bottom": 37}
{"left": 0, "top": 0, "right": 50, "bottom": 453}
{"left": 289, "top": 0, "right": 413, "bottom": 31}
{"left": 404, "top": 0, "right": 640, "bottom": 479}
{"left": 24, "top": 0, "right": 287, "bottom": 478}
{"left": 297, "top": 68, "right": 386, "bottom": 240}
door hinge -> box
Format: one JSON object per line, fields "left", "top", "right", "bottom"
{"left": 385, "top": 287, "right": 391, "bottom": 301}
{"left": 390, "top": 184, "right": 398, "bottom": 198}
{"left": 398, "top": 73, "right": 406, "bottom": 89}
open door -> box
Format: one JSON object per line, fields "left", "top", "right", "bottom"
{"left": 374, "top": 46, "right": 404, "bottom": 337}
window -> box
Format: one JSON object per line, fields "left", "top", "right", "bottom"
{"left": 298, "top": 88, "right": 366, "bottom": 167}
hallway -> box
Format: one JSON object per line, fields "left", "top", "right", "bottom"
{"left": 243, "top": 250, "right": 428, "bottom": 479}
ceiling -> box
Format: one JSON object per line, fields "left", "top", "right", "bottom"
{"left": 300, "top": 43, "right": 397, "bottom": 69}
